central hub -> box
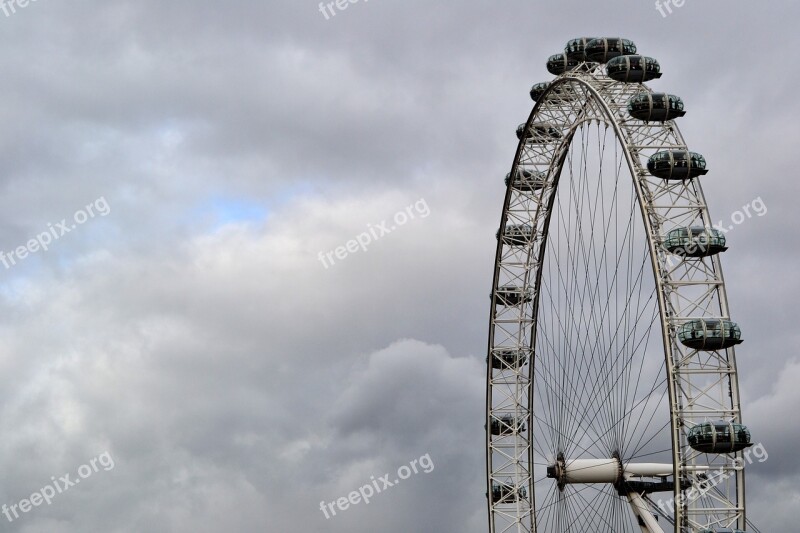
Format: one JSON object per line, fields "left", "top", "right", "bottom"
{"left": 545, "top": 452, "right": 566, "bottom": 490}
{"left": 547, "top": 452, "right": 623, "bottom": 491}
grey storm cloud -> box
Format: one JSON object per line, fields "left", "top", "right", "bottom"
{"left": 0, "top": 0, "right": 795, "bottom": 531}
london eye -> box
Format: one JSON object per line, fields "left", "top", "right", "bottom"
{"left": 485, "top": 37, "right": 755, "bottom": 533}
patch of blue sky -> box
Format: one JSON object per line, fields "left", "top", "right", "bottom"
{"left": 198, "top": 184, "right": 316, "bottom": 230}
{"left": 205, "top": 197, "right": 269, "bottom": 227}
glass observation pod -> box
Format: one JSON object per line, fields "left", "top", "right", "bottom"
{"left": 663, "top": 227, "right": 728, "bottom": 257}
{"left": 516, "top": 122, "right": 562, "bottom": 143}
{"left": 678, "top": 319, "right": 743, "bottom": 350}
{"left": 546, "top": 53, "right": 580, "bottom": 75}
{"left": 490, "top": 482, "right": 527, "bottom": 504}
{"left": 530, "top": 82, "right": 577, "bottom": 102}
{"left": 584, "top": 37, "right": 637, "bottom": 63}
{"left": 505, "top": 168, "right": 547, "bottom": 192}
{"left": 530, "top": 82, "right": 550, "bottom": 101}
{"left": 647, "top": 150, "right": 708, "bottom": 180}
{"left": 564, "top": 37, "right": 598, "bottom": 61}
{"left": 489, "top": 414, "right": 526, "bottom": 436}
{"left": 497, "top": 224, "right": 534, "bottom": 246}
{"left": 494, "top": 285, "right": 533, "bottom": 307}
{"left": 628, "top": 92, "right": 686, "bottom": 121}
{"left": 607, "top": 55, "right": 662, "bottom": 83}
{"left": 698, "top": 529, "right": 748, "bottom": 533}
{"left": 489, "top": 348, "right": 531, "bottom": 370}
{"left": 688, "top": 421, "right": 753, "bottom": 454}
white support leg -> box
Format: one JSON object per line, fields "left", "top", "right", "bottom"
{"left": 627, "top": 491, "right": 665, "bottom": 533}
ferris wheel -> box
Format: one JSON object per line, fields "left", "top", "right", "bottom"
{"left": 485, "top": 37, "right": 757, "bottom": 533}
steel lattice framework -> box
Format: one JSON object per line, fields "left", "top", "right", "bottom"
{"left": 485, "top": 60, "right": 748, "bottom": 532}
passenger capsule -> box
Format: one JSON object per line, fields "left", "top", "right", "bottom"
{"left": 489, "top": 348, "right": 531, "bottom": 370}
{"left": 647, "top": 150, "right": 708, "bottom": 180}
{"left": 490, "top": 415, "right": 526, "bottom": 436}
{"left": 490, "top": 482, "right": 527, "bottom": 504}
{"left": 698, "top": 529, "right": 748, "bottom": 533}
{"left": 628, "top": 93, "right": 685, "bottom": 121}
{"left": 663, "top": 227, "right": 727, "bottom": 257}
{"left": 505, "top": 168, "right": 547, "bottom": 192}
{"left": 497, "top": 224, "right": 534, "bottom": 246}
{"left": 564, "top": 37, "right": 597, "bottom": 61}
{"left": 494, "top": 285, "right": 533, "bottom": 307}
{"left": 584, "top": 37, "right": 637, "bottom": 63}
{"left": 607, "top": 55, "right": 662, "bottom": 83}
{"left": 678, "top": 319, "right": 742, "bottom": 350}
{"left": 517, "top": 122, "right": 562, "bottom": 143}
{"left": 530, "top": 82, "right": 577, "bottom": 102}
{"left": 688, "top": 421, "right": 753, "bottom": 454}
{"left": 546, "top": 53, "right": 580, "bottom": 75}
{"left": 530, "top": 82, "right": 549, "bottom": 101}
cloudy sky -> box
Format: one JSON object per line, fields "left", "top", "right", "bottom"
{"left": 0, "top": 1, "right": 796, "bottom": 531}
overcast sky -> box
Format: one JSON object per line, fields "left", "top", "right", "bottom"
{"left": 0, "top": 1, "right": 796, "bottom": 532}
